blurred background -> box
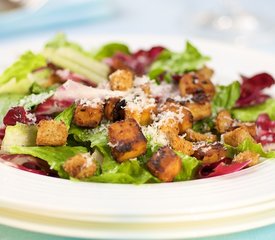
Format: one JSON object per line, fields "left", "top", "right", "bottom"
{"left": 0, "top": 0, "right": 275, "bottom": 53}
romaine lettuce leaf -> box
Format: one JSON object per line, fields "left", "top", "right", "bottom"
{"left": 55, "top": 104, "right": 75, "bottom": 130}
{"left": 9, "top": 146, "right": 88, "bottom": 178}
{"left": 212, "top": 81, "right": 241, "bottom": 115}
{"left": 19, "top": 91, "right": 54, "bottom": 110}
{"left": 87, "top": 159, "right": 159, "bottom": 184}
{"left": 174, "top": 152, "right": 200, "bottom": 181}
{"left": 149, "top": 41, "right": 210, "bottom": 81}
{"left": 94, "top": 42, "right": 130, "bottom": 60}
{"left": 232, "top": 99, "right": 275, "bottom": 122}
{"left": 0, "top": 51, "right": 46, "bottom": 94}
{"left": 226, "top": 138, "right": 275, "bottom": 159}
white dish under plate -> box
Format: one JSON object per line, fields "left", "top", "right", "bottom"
{"left": 0, "top": 35, "right": 275, "bottom": 239}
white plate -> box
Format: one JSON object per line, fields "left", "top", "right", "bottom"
{"left": 0, "top": 35, "right": 275, "bottom": 239}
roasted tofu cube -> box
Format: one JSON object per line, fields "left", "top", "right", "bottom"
{"left": 215, "top": 110, "right": 233, "bottom": 133}
{"left": 63, "top": 153, "right": 97, "bottom": 179}
{"left": 223, "top": 127, "right": 256, "bottom": 147}
{"left": 36, "top": 119, "right": 68, "bottom": 146}
{"left": 74, "top": 102, "right": 104, "bottom": 128}
{"left": 161, "top": 99, "right": 193, "bottom": 134}
{"left": 186, "top": 129, "right": 217, "bottom": 143}
{"left": 169, "top": 134, "right": 194, "bottom": 156}
{"left": 104, "top": 97, "right": 121, "bottom": 121}
{"left": 109, "top": 69, "right": 134, "bottom": 91}
{"left": 179, "top": 68, "right": 215, "bottom": 99}
{"left": 233, "top": 151, "right": 259, "bottom": 167}
{"left": 108, "top": 118, "right": 147, "bottom": 162}
{"left": 125, "top": 105, "right": 157, "bottom": 126}
{"left": 193, "top": 142, "right": 227, "bottom": 165}
{"left": 183, "top": 101, "right": 212, "bottom": 121}
{"left": 147, "top": 146, "right": 182, "bottom": 182}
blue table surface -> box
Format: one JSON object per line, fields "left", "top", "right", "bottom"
{"left": 0, "top": 0, "right": 275, "bottom": 239}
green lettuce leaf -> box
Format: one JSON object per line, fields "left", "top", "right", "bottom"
{"left": 55, "top": 104, "right": 75, "bottom": 130}
{"left": 232, "top": 99, "right": 275, "bottom": 122}
{"left": 9, "top": 146, "right": 88, "bottom": 178}
{"left": 94, "top": 42, "right": 130, "bottom": 60}
{"left": 174, "top": 152, "right": 201, "bottom": 181}
{"left": 226, "top": 138, "right": 275, "bottom": 159}
{"left": 0, "top": 51, "right": 46, "bottom": 94}
{"left": 212, "top": 81, "right": 241, "bottom": 115}
{"left": 87, "top": 159, "right": 159, "bottom": 184}
{"left": 0, "top": 94, "right": 24, "bottom": 125}
{"left": 43, "top": 34, "right": 109, "bottom": 83}
{"left": 149, "top": 41, "right": 210, "bottom": 81}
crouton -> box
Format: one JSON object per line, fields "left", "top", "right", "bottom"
{"left": 197, "top": 66, "right": 214, "bottom": 80}
{"left": 63, "top": 153, "right": 97, "bottom": 179}
{"left": 104, "top": 97, "right": 121, "bottom": 121}
{"left": 158, "top": 117, "right": 180, "bottom": 136}
{"left": 183, "top": 101, "right": 212, "bottom": 121}
{"left": 233, "top": 150, "right": 259, "bottom": 167}
{"left": 186, "top": 129, "right": 217, "bottom": 142}
{"left": 233, "top": 122, "right": 257, "bottom": 139}
{"left": 193, "top": 142, "right": 227, "bottom": 165}
{"left": 223, "top": 127, "right": 256, "bottom": 147}
{"left": 36, "top": 119, "right": 68, "bottom": 146}
{"left": 74, "top": 102, "right": 104, "bottom": 128}
{"left": 140, "top": 83, "right": 151, "bottom": 95}
{"left": 179, "top": 68, "right": 215, "bottom": 99}
{"left": 109, "top": 69, "right": 134, "bottom": 91}
{"left": 125, "top": 105, "right": 157, "bottom": 126}
{"left": 216, "top": 110, "right": 233, "bottom": 133}
{"left": 147, "top": 146, "right": 182, "bottom": 182}
{"left": 161, "top": 99, "right": 193, "bottom": 134}
{"left": 108, "top": 118, "right": 147, "bottom": 162}
{"left": 168, "top": 134, "right": 194, "bottom": 156}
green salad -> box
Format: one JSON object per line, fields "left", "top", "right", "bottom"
{"left": 0, "top": 33, "right": 274, "bottom": 184}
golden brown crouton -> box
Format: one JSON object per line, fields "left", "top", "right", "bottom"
{"left": 197, "top": 66, "right": 214, "bottom": 80}
{"left": 233, "top": 122, "right": 257, "bottom": 139}
{"left": 36, "top": 119, "right": 68, "bottom": 146}
{"left": 233, "top": 151, "right": 260, "bottom": 167}
{"left": 109, "top": 69, "right": 134, "bottom": 91}
{"left": 147, "top": 146, "right": 182, "bottom": 182}
{"left": 179, "top": 69, "right": 215, "bottom": 99}
{"left": 63, "top": 153, "right": 97, "bottom": 179}
{"left": 104, "top": 97, "right": 121, "bottom": 121}
{"left": 108, "top": 118, "right": 147, "bottom": 162}
{"left": 74, "top": 102, "right": 104, "bottom": 128}
{"left": 186, "top": 129, "right": 217, "bottom": 143}
{"left": 160, "top": 99, "right": 193, "bottom": 134}
{"left": 193, "top": 142, "right": 227, "bottom": 165}
{"left": 140, "top": 83, "right": 151, "bottom": 95}
{"left": 168, "top": 134, "right": 194, "bottom": 156}
{"left": 183, "top": 101, "right": 212, "bottom": 121}
{"left": 223, "top": 127, "right": 256, "bottom": 147}
{"left": 158, "top": 117, "right": 180, "bottom": 136}
{"left": 125, "top": 105, "right": 157, "bottom": 126}
{"left": 215, "top": 110, "right": 233, "bottom": 133}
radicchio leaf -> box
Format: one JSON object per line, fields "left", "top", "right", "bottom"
{"left": 236, "top": 73, "right": 275, "bottom": 107}
{"left": 256, "top": 114, "right": 275, "bottom": 145}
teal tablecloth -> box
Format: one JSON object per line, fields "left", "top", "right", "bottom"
{"left": 0, "top": 0, "right": 275, "bottom": 239}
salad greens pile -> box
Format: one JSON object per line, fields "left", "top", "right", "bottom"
{"left": 0, "top": 34, "right": 274, "bottom": 184}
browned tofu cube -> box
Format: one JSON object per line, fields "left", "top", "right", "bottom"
{"left": 193, "top": 142, "right": 227, "bottom": 165}
{"left": 74, "top": 102, "right": 103, "bottom": 128}
{"left": 63, "top": 153, "right": 97, "bottom": 179}
{"left": 108, "top": 118, "right": 147, "bottom": 162}
{"left": 186, "top": 129, "right": 217, "bottom": 143}
{"left": 104, "top": 97, "right": 121, "bottom": 121}
{"left": 183, "top": 101, "right": 212, "bottom": 121}
{"left": 109, "top": 69, "right": 134, "bottom": 91}
{"left": 36, "top": 119, "right": 68, "bottom": 146}
{"left": 161, "top": 99, "right": 193, "bottom": 134}
{"left": 215, "top": 110, "right": 233, "bottom": 133}
{"left": 223, "top": 127, "right": 256, "bottom": 147}
{"left": 125, "top": 105, "right": 157, "bottom": 126}
{"left": 233, "top": 150, "right": 259, "bottom": 167}
{"left": 169, "top": 134, "right": 194, "bottom": 156}
{"left": 147, "top": 146, "right": 182, "bottom": 182}
{"left": 179, "top": 68, "right": 215, "bottom": 99}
